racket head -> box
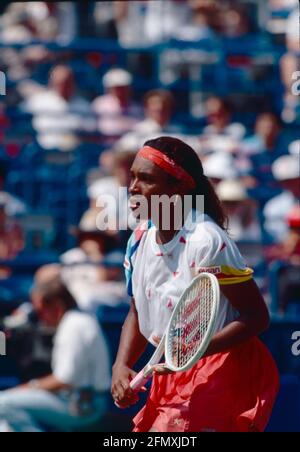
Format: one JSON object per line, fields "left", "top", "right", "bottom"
{"left": 165, "top": 272, "right": 220, "bottom": 372}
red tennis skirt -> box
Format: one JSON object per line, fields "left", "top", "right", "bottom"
{"left": 133, "top": 338, "right": 279, "bottom": 432}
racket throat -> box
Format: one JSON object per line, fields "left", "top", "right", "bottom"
{"left": 143, "top": 364, "right": 156, "bottom": 377}
{"left": 144, "top": 362, "right": 170, "bottom": 377}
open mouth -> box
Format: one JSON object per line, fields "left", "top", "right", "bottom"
{"left": 129, "top": 203, "right": 139, "bottom": 211}
{"left": 129, "top": 197, "right": 142, "bottom": 211}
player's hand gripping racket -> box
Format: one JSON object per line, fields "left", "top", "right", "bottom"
{"left": 121, "top": 272, "right": 220, "bottom": 400}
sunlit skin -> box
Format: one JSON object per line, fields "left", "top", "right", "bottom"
{"left": 129, "top": 155, "right": 189, "bottom": 244}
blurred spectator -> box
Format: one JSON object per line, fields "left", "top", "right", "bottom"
{"left": 22, "top": 64, "right": 94, "bottom": 151}
{"left": 264, "top": 153, "right": 300, "bottom": 242}
{"left": 35, "top": 263, "right": 61, "bottom": 286}
{"left": 266, "top": 205, "right": 300, "bottom": 315}
{"left": 198, "top": 97, "right": 246, "bottom": 156}
{"left": 217, "top": 178, "right": 262, "bottom": 242}
{"left": 117, "top": 89, "right": 178, "bottom": 150}
{"left": 0, "top": 2, "right": 76, "bottom": 43}
{"left": 187, "top": 1, "right": 221, "bottom": 30}
{"left": 135, "top": 89, "right": 176, "bottom": 135}
{"left": 61, "top": 254, "right": 128, "bottom": 311}
{"left": 79, "top": 149, "right": 139, "bottom": 311}
{"left": 241, "top": 113, "right": 284, "bottom": 203}
{"left": 220, "top": 4, "right": 251, "bottom": 38}
{"left": 0, "top": 195, "right": 24, "bottom": 260}
{"left": 280, "top": 3, "right": 300, "bottom": 124}
{"left": 0, "top": 278, "right": 110, "bottom": 432}
{"left": 202, "top": 152, "right": 238, "bottom": 187}
{"left": 268, "top": 0, "right": 299, "bottom": 10}
{"left": 60, "top": 209, "right": 128, "bottom": 311}
{"left": 266, "top": 205, "right": 300, "bottom": 264}
{"left": 115, "top": 0, "right": 192, "bottom": 47}
{"left": 241, "top": 112, "right": 283, "bottom": 157}
{"left": 92, "top": 68, "right": 142, "bottom": 138}
{"left": 171, "top": 0, "right": 219, "bottom": 41}
{"left": 202, "top": 97, "right": 246, "bottom": 140}
{"left": 2, "top": 264, "right": 61, "bottom": 329}
{"left": 289, "top": 139, "right": 300, "bottom": 156}
{"left": 92, "top": 1, "right": 118, "bottom": 40}
{"left": 87, "top": 150, "right": 137, "bottom": 234}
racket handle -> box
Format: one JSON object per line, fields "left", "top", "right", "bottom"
{"left": 130, "top": 370, "right": 151, "bottom": 391}
{"left": 114, "top": 370, "right": 151, "bottom": 409}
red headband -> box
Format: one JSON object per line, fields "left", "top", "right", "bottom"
{"left": 138, "top": 146, "right": 196, "bottom": 190}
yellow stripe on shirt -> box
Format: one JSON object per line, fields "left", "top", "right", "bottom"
{"left": 216, "top": 265, "right": 254, "bottom": 286}
{"left": 196, "top": 265, "right": 253, "bottom": 285}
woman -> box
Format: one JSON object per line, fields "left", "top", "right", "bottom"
{"left": 112, "top": 137, "right": 279, "bottom": 432}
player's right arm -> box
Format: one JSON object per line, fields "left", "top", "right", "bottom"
{"left": 111, "top": 298, "right": 148, "bottom": 408}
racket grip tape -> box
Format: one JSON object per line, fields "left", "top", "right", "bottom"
{"left": 114, "top": 370, "right": 151, "bottom": 408}
{"left": 130, "top": 370, "right": 151, "bottom": 391}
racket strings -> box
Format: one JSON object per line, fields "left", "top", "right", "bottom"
{"left": 170, "top": 277, "right": 213, "bottom": 368}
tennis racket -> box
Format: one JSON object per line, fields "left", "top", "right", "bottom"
{"left": 128, "top": 272, "right": 220, "bottom": 394}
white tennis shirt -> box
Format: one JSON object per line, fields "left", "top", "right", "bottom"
{"left": 124, "top": 212, "right": 253, "bottom": 347}
{"left": 52, "top": 310, "right": 111, "bottom": 391}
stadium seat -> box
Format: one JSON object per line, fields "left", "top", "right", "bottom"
{"left": 269, "top": 261, "right": 300, "bottom": 319}
{"left": 266, "top": 375, "right": 300, "bottom": 432}
{"left": 20, "top": 214, "right": 56, "bottom": 251}
{"left": 0, "top": 357, "right": 21, "bottom": 390}
{"left": 261, "top": 318, "right": 300, "bottom": 375}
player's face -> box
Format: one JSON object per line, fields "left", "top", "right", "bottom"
{"left": 129, "top": 155, "right": 180, "bottom": 220}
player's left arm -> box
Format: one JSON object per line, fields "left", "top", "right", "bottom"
{"left": 204, "top": 278, "right": 270, "bottom": 357}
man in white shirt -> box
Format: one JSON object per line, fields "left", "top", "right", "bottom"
{"left": 22, "top": 65, "right": 95, "bottom": 151}
{"left": 263, "top": 153, "right": 300, "bottom": 243}
{"left": 0, "top": 279, "right": 110, "bottom": 432}
{"left": 92, "top": 68, "right": 142, "bottom": 137}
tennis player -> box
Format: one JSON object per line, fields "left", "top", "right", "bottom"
{"left": 112, "top": 136, "right": 279, "bottom": 432}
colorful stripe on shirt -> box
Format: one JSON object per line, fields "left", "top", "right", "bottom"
{"left": 196, "top": 265, "right": 253, "bottom": 285}
{"left": 124, "top": 220, "right": 152, "bottom": 297}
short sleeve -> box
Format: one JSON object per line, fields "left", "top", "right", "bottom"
{"left": 194, "top": 222, "right": 254, "bottom": 286}
{"left": 123, "top": 221, "right": 151, "bottom": 297}
{"left": 52, "top": 314, "right": 111, "bottom": 390}
{"left": 52, "top": 322, "right": 88, "bottom": 386}
{"left": 124, "top": 233, "right": 135, "bottom": 297}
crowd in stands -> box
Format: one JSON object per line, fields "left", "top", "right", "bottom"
{"left": 0, "top": 1, "right": 299, "bottom": 432}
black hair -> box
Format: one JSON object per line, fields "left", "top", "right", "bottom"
{"left": 144, "top": 136, "right": 227, "bottom": 230}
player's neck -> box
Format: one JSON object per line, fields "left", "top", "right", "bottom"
{"left": 156, "top": 216, "right": 185, "bottom": 245}
{"left": 156, "top": 228, "right": 179, "bottom": 245}
{"left": 155, "top": 206, "right": 190, "bottom": 244}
